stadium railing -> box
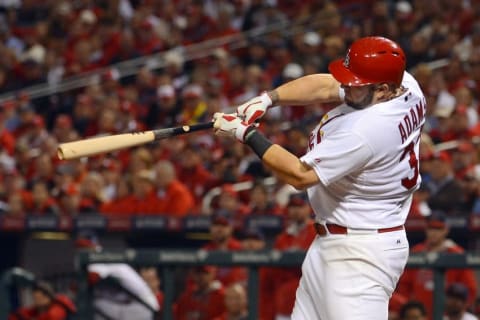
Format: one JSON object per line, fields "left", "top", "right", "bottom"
{"left": 73, "top": 250, "right": 479, "bottom": 320}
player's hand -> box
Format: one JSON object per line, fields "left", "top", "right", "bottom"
{"left": 236, "top": 91, "right": 272, "bottom": 124}
{"left": 213, "top": 113, "right": 252, "bottom": 143}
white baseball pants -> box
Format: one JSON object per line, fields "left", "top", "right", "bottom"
{"left": 291, "top": 229, "right": 409, "bottom": 320}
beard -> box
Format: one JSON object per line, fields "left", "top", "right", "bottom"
{"left": 345, "top": 87, "right": 375, "bottom": 110}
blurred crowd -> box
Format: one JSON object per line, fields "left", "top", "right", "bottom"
{"left": 1, "top": 0, "right": 480, "bottom": 227}
{"left": 3, "top": 0, "right": 480, "bottom": 319}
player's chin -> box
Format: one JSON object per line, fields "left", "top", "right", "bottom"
{"left": 345, "top": 100, "right": 367, "bottom": 110}
{"left": 345, "top": 98, "right": 372, "bottom": 110}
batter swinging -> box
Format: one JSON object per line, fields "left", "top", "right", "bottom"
{"left": 212, "top": 36, "right": 426, "bottom": 319}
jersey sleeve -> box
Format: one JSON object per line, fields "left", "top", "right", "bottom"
{"left": 300, "top": 130, "right": 373, "bottom": 186}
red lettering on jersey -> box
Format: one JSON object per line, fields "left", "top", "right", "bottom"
{"left": 410, "top": 108, "right": 418, "bottom": 128}
{"left": 415, "top": 100, "right": 425, "bottom": 123}
{"left": 398, "top": 123, "right": 408, "bottom": 143}
{"left": 316, "top": 129, "right": 322, "bottom": 144}
{"left": 403, "top": 115, "right": 412, "bottom": 136}
{"left": 398, "top": 99, "right": 426, "bottom": 143}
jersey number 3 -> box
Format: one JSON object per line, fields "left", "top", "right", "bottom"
{"left": 400, "top": 142, "right": 419, "bottom": 189}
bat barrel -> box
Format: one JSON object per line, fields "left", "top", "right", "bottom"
{"left": 57, "top": 122, "right": 214, "bottom": 160}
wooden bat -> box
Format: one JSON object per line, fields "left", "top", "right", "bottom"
{"left": 57, "top": 122, "right": 214, "bottom": 160}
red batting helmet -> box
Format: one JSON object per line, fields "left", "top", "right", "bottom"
{"left": 328, "top": 36, "right": 406, "bottom": 86}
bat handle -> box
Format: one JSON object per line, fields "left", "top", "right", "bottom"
{"left": 153, "top": 122, "right": 214, "bottom": 140}
{"left": 184, "top": 122, "right": 214, "bottom": 132}
{"left": 173, "top": 122, "right": 214, "bottom": 136}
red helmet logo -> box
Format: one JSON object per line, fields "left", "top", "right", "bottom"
{"left": 329, "top": 36, "right": 406, "bottom": 86}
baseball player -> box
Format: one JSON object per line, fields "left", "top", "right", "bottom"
{"left": 213, "top": 36, "right": 426, "bottom": 319}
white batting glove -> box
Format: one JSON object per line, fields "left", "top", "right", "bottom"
{"left": 236, "top": 91, "right": 272, "bottom": 124}
{"left": 213, "top": 113, "right": 252, "bottom": 143}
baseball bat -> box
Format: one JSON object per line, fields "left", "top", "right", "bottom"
{"left": 57, "top": 122, "right": 214, "bottom": 160}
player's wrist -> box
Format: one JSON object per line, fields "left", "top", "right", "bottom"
{"left": 244, "top": 128, "right": 273, "bottom": 158}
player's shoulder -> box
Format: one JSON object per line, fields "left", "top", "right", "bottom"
{"left": 401, "top": 71, "right": 423, "bottom": 96}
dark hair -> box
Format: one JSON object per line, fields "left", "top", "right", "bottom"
{"left": 399, "top": 300, "right": 427, "bottom": 319}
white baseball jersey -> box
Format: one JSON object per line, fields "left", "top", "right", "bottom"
{"left": 301, "top": 71, "right": 426, "bottom": 229}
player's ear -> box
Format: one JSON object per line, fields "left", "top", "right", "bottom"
{"left": 374, "top": 83, "right": 390, "bottom": 92}
{"left": 373, "top": 83, "right": 390, "bottom": 100}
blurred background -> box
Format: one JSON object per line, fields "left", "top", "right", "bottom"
{"left": 1, "top": 0, "right": 480, "bottom": 319}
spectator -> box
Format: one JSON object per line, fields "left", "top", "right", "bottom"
{"left": 213, "top": 283, "right": 249, "bottom": 320}
{"left": 182, "top": 0, "right": 217, "bottom": 44}
{"left": 246, "top": 181, "right": 283, "bottom": 216}
{"left": 139, "top": 267, "right": 164, "bottom": 313}
{"left": 99, "top": 177, "right": 134, "bottom": 216}
{"left": 109, "top": 27, "right": 140, "bottom": 63}
{"left": 399, "top": 300, "right": 428, "bottom": 320}
{"left": 133, "top": 20, "right": 164, "bottom": 56}
{"left": 176, "top": 143, "right": 217, "bottom": 209}
{"left": 213, "top": 184, "right": 250, "bottom": 227}
{"left": 153, "top": 159, "right": 195, "bottom": 216}
{"left": 28, "top": 180, "right": 59, "bottom": 215}
{"left": 97, "top": 158, "right": 123, "bottom": 202}
{"left": 27, "top": 153, "right": 54, "bottom": 187}
{"left": 457, "top": 172, "right": 480, "bottom": 217}
{"left": 203, "top": 211, "right": 247, "bottom": 287}
{"left": 147, "top": 84, "right": 181, "bottom": 129}
{"left": 118, "top": 169, "right": 158, "bottom": 215}
{"left": 178, "top": 84, "right": 209, "bottom": 125}
{"left": 8, "top": 280, "right": 76, "bottom": 320}
{"left": 241, "top": 227, "right": 266, "bottom": 251}
{"left": 51, "top": 114, "right": 78, "bottom": 143}
{"left": 396, "top": 211, "right": 478, "bottom": 319}
{"left": 423, "top": 151, "right": 467, "bottom": 216}
{"left": 444, "top": 283, "right": 478, "bottom": 320}
{"left": 57, "top": 183, "right": 82, "bottom": 216}
{"left": 96, "top": 16, "right": 122, "bottom": 66}
{"left": 127, "top": 147, "right": 154, "bottom": 176}
{"left": 174, "top": 265, "right": 225, "bottom": 320}
{"left": 78, "top": 172, "right": 106, "bottom": 213}
{"left": 451, "top": 141, "right": 480, "bottom": 180}
{"left": 5, "top": 191, "right": 27, "bottom": 216}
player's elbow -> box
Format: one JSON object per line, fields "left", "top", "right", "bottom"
{"left": 290, "top": 180, "right": 313, "bottom": 190}
{"left": 287, "top": 173, "right": 319, "bottom": 190}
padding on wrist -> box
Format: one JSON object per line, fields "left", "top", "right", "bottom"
{"left": 244, "top": 129, "right": 273, "bottom": 158}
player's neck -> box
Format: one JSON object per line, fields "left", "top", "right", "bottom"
{"left": 376, "top": 86, "right": 407, "bottom": 104}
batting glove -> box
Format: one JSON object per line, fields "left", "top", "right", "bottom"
{"left": 236, "top": 91, "right": 272, "bottom": 124}
{"left": 213, "top": 113, "right": 253, "bottom": 143}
